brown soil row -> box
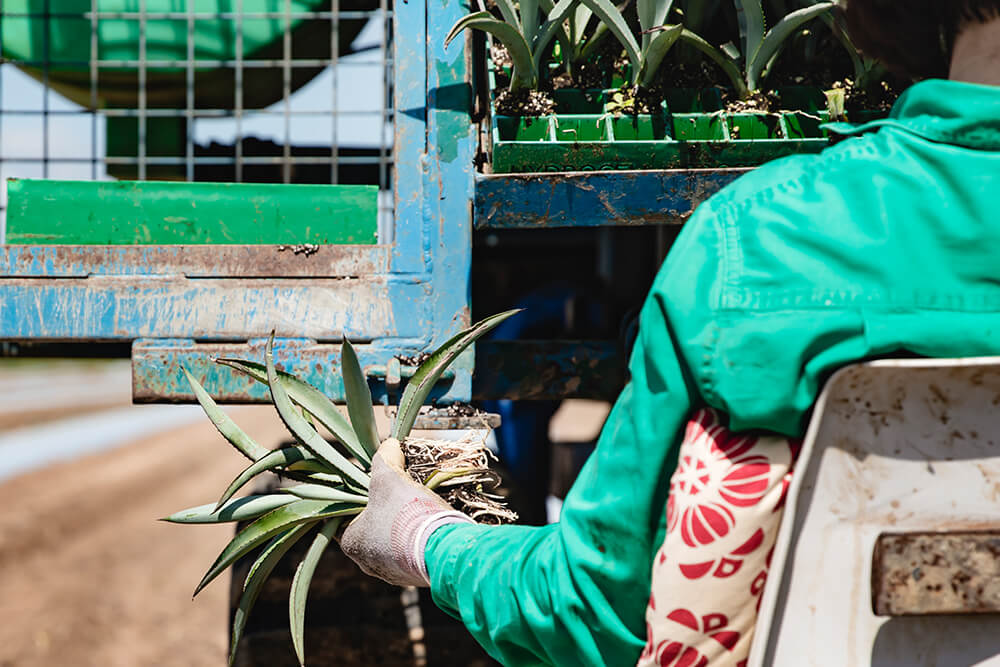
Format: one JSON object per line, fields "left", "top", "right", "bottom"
{"left": 0, "top": 407, "right": 290, "bottom": 667}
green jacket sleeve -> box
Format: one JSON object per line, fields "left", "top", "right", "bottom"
{"left": 424, "top": 202, "right": 726, "bottom": 666}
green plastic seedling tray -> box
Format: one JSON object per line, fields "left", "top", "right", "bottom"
{"left": 485, "top": 57, "right": 893, "bottom": 172}
{"left": 491, "top": 108, "right": 833, "bottom": 173}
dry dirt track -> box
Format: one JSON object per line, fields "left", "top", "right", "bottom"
{"left": 0, "top": 406, "right": 291, "bottom": 667}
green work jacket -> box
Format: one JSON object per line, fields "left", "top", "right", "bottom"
{"left": 426, "top": 79, "right": 1000, "bottom": 666}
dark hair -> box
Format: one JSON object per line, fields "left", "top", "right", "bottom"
{"left": 843, "top": 0, "right": 1000, "bottom": 79}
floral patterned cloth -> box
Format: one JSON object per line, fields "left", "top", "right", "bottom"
{"left": 637, "top": 409, "right": 799, "bottom": 667}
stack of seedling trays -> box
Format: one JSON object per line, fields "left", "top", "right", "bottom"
{"left": 487, "top": 63, "right": 862, "bottom": 174}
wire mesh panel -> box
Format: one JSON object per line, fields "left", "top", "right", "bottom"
{"left": 0, "top": 0, "right": 394, "bottom": 239}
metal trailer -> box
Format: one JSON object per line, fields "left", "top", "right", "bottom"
{"left": 0, "top": 0, "right": 745, "bottom": 403}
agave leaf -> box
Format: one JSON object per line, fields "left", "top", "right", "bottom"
{"left": 720, "top": 40, "right": 741, "bottom": 61}
{"left": 820, "top": 12, "right": 862, "bottom": 81}
{"left": 265, "top": 335, "right": 369, "bottom": 492}
{"left": 183, "top": 367, "right": 270, "bottom": 462}
{"left": 290, "top": 518, "right": 343, "bottom": 666}
{"left": 578, "top": 18, "right": 611, "bottom": 62}
{"left": 537, "top": 0, "right": 574, "bottom": 73}
{"left": 534, "top": 0, "right": 582, "bottom": 73}
{"left": 194, "top": 499, "right": 360, "bottom": 596}
{"left": 638, "top": 24, "right": 682, "bottom": 88}
{"left": 570, "top": 3, "right": 592, "bottom": 44}
{"left": 216, "top": 358, "right": 369, "bottom": 467}
{"left": 824, "top": 87, "right": 846, "bottom": 121}
{"left": 424, "top": 468, "right": 479, "bottom": 490}
{"left": 163, "top": 494, "right": 297, "bottom": 524}
{"left": 215, "top": 446, "right": 316, "bottom": 512}
{"left": 287, "top": 459, "right": 336, "bottom": 474}
{"left": 283, "top": 484, "right": 369, "bottom": 504}
{"left": 678, "top": 29, "right": 747, "bottom": 97}
{"left": 393, "top": 309, "right": 521, "bottom": 440}
{"left": 521, "top": 0, "right": 540, "bottom": 46}
{"left": 734, "top": 0, "right": 764, "bottom": 66}
{"left": 340, "top": 339, "right": 380, "bottom": 461}
{"left": 492, "top": 0, "right": 522, "bottom": 31}
{"left": 229, "top": 524, "right": 313, "bottom": 666}
{"left": 304, "top": 471, "right": 348, "bottom": 486}
{"left": 747, "top": 2, "right": 833, "bottom": 91}
{"left": 445, "top": 13, "right": 536, "bottom": 90}
{"left": 637, "top": 0, "right": 674, "bottom": 50}
{"left": 577, "top": 0, "right": 641, "bottom": 76}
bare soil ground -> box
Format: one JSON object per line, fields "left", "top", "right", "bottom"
{"left": 0, "top": 406, "right": 290, "bottom": 667}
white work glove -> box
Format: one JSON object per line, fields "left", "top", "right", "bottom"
{"left": 340, "top": 438, "right": 474, "bottom": 587}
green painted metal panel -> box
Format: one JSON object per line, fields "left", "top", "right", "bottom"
{"left": 4, "top": 179, "right": 377, "bottom": 245}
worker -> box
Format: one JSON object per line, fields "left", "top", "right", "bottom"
{"left": 342, "top": 1, "right": 1000, "bottom": 665}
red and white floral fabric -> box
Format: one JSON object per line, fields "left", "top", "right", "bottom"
{"left": 637, "top": 409, "right": 799, "bottom": 667}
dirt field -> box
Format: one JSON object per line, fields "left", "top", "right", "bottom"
{"left": 0, "top": 405, "right": 291, "bottom": 667}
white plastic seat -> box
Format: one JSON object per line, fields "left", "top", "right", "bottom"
{"left": 749, "top": 358, "right": 1000, "bottom": 667}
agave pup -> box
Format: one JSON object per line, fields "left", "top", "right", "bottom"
{"left": 164, "top": 309, "right": 520, "bottom": 666}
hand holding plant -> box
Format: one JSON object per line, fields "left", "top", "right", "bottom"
{"left": 165, "top": 309, "right": 520, "bottom": 666}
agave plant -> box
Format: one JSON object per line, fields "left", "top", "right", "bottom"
{"left": 445, "top": 0, "right": 582, "bottom": 91}
{"left": 674, "top": 0, "right": 835, "bottom": 98}
{"left": 817, "top": 5, "right": 886, "bottom": 114}
{"left": 566, "top": 0, "right": 684, "bottom": 89}
{"left": 538, "top": 0, "right": 612, "bottom": 83}
{"left": 164, "top": 309, "right": 519, "bottom": 666}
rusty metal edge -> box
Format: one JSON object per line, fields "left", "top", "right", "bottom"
{"left": 473, "top": 168, "right": 750, "bottom": 229}
{"left": 0, "top": 244, "right": 389, "bottom": 278}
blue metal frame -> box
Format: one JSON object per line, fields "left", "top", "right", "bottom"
{"left": 475, "top": 169, "right": 748, "bottom": 228}
{"left": 0, "top": 0, "right": 478, "bottom": 405}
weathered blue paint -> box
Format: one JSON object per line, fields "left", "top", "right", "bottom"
{"left": 0, "top": 0, "right": 479, "bottom": 405}
{"left": 420, "top": 0, "right": 478, "bottom": 402}
{"left": 391, "top": 0, "right": 429, "bottom": 277}
{"left": 131, "top": 338, "right": 458, "bottom": 405}
{"left": 474, "top": 168, "right": 749, "bottom": 228}
{"left": 0, "top": 278, "right": 418, "bottom": 341}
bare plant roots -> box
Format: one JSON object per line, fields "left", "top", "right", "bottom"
{"left": 403, "top": 434, "right": 518, "bottom": 525}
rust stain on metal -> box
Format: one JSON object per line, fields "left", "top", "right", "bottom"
{"left": 1, "top": 245, "right": 387, "bottom": 279}
{"left": 872, "top": 531, "right": 1000, "bottom": 616}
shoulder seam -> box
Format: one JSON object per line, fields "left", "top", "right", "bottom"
{"left": 712, "top": 138, "right": 883, "bottom": 309}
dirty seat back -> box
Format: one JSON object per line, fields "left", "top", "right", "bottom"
{"left": 750, "top": 358, "right": 1000, "bottom": 667}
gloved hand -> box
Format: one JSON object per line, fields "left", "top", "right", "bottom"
{"left": 340, "top": 437, "right": 474, "bottom": 587}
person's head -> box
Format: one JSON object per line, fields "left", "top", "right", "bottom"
{"left": 843, "top": 0, "right": 1000, "bottom": 80}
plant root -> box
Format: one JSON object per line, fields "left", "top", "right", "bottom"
{"left": 403, "top": 433, "right": 518, "bottom": 525}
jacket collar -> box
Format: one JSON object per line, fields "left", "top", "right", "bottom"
{"left": 825, "top": 79, "right": 1000, "bottom": 150}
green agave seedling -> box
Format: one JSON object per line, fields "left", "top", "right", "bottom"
{"left": 164, "top": 309, "right": 519, "bottom": 666}
{"left": 538, "top": 0, "right": 612, "bottom": 81}
{"left": 817, "top": 6, "right": 886, "bottom": 118}
{"left": 445, "top": 0, "right": 581, "bottom": 91}
{"left": 675, "top": 0, "right": 835, "bottom": 98}
{"left": 562, "top": 0, "right": 683, "bottom": 89}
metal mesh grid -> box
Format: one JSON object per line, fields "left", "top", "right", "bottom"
{"left": 0, "top": 0, "right": 394, "bottom": 239}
